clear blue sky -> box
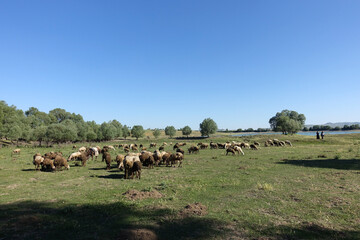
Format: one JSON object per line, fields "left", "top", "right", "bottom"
{"left": 1, "top": 0, "right": 359, "bottom": 130}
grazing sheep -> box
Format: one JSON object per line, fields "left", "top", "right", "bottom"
{"left": 132, "top": 146, "right": 138, "bottom": 152}
{"left": 102, "top": 152, "right": 112, "bottom": 170}
{"left": 153, "top": 150, "right": 163, "bottom": 166}
{"left": 12, "top": 148, "right": 21, "bottom": 154}
{"left": 176, "top": 148, "right": 185, "bottom": 154}
{"left": 77, "top": 150, "right": 91, "bottom": 166}
{"left": 188, "top": 146, "right": 200, "bottom": 154}
{"left": 254, "top": 141, "right": 260, "bottom": 147}
{"left": 178, "top": 142, "right": 186, "bottom": 146}
{"left": 159, "top": 146, "right": 164, "bottom": 151}
{"left": 217, "top": 143, "right": 226, "bottom": 149}
{"left": 234, "top": 146, "right": 245, "bottom": 155}
{"left": 106, "top": 145, "right": 116, "bottom": 151}
{"left": 139, "top": 151, "right": 155, "bottom": 168}
{"left": 130, "top": 161, "right": 142, "bottom": 179}
{"left": 210, "top": 142, "right": 218, "bottom": 149}
{"left": 139, "top": 144, "right": 143, "bottom": 148}
{"left": 265, "top": 139, "right": 274, "bottom": 146}
{"left": 279, "top": 141, "right": 286, "bottom": 147}
{"left": 68, "top": 152, "right": 82, "bottom": 161}
{"left": 240, "top": 142, "right": 250, "bottom": 149}
{"left": 72, "top": 145, "right": 77, "bottom": 149}
{"left": 33, "top": 154, "right": 44, "bottom": 170}
{"left": 150, "top": 143, "right": 157, "bottom": 148}
{"left": 285, "top": 140, "right": 293, "bottom": 147}
{"left": 130, "top": 144, "right": 138, "bottom": 150}
{"left": 226, "top": 148, "right": 236, "bottom": 155}
{"left": 123, "top": 155, "right": 141, "bottom": 179}
{"left": 273, "top": 139, "right": 281, "bottom": 146}
{"left": 161, "top": 152, "right": 172, "bottom": 165}
{"left": 224, "top": 143, "right": 231, "bottom": 149}
{"left": 124, "top": 147, "right": 130, "bottom": 153}
{"left": 79, "top": 147, "right": 86, "bottom": 152}
{"left": 90, "top": 147, "right": 99, "bottom": 160}
{"left": 173, "top": 143, "right": 179, "bottom": 150}
{"left": 250, "top": 144, "right": 259, "bottom": 150}
{"left": 123, "top": 144, "right": 129, "bottom": 149}
{"left": 54, "top": 156, "right": 70, "bottom": 170}
{"left": 168, "top": 152, "right": 184, "bottom": 167}
{"left": 199, "top": 143, "right": 209, "bottom": 149}
{"left": 41, "top": 158, "right": 55, "bottom": 171}
{"left": 116, "top": 154, "right": 125, "bottom": 169}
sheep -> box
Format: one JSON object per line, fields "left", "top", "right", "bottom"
{"left": 168, "top": 152, "right": 184, "bottom": 167}
{"left": 124, "top": 147, "right": 130, "bottom": 153}
{"left": 90, "top": 147, "right": 99, "bottom": 160}
{"left": 273, "top": 139, "right": 281, "bottom": 146}
{"left": 210, "top": 142, "right": 218, "bottom": 149}
{"left": 161, "top": 152, "right": 172, "bottom": 165}
{"left": 150, "top": 143, "right": 157, "bottom": 148}
{"left": 115, "top": 154, "right": 125, "bottom": 169}
{"left": 132, "top": 146, "right": 138, "bottom": 152}
{"left": 224, "top": 143, "right": 231, "bottom": 149}
{"left": 188, "top": 146, "right": 200, "bottom": 154}
{"left": 123, "top": 155, "right": 141, "bottom": 179}
{"left": 72, "top": 145, "right": 77, "bottom": 149}
{"left": 254, "top": 141, "right": 260, "bottom": 147}
{"left": 33, "top": 153, "right": 44, "bottom": 170}
{"left": 12, "top": 148, "right": 21, "bottom": 154}
{"left": 234, "top": 146, "right": 245, "bottom": 155}
{"left": 178, "top": 142, "right": 186, "bottom": 146}
{"left": 41, "top": 158, "right": 55, "bottom": 171}
{"left": 79, "top": 147, "right": 86, "bottom": 152}
{"left": 217, "top": 143, "right": 226, "bottom": 149}
{"left": 139, "top": 151, "right": 155, "bottom": 168}
{"left": 240, "top": 142, "right": 250, "bottom": 149}
{"left": 54, "top": 155, "right": 70, "bottom": 170}
{"left": 123, "top": 144, "right": 129, "bottom": 149}
{"left": 106, "top": 145, "right": 116, "bottom": 151}
{"left": 250, "top": 144, "right": 259, "bottom": 150}
{"left": 173, "top": 143, "right": 179, "bottom": 150}
{"left": 176, "top": 148, "right": 184, "bottom": 154}
{"left": 153, "top": 150, "right": 163, "bottom": 166}
{"left": 159, "top": 146, "right": 164, "bottom": 151}
{"left": 68, "top": 152, "right": 82, "bottom": 161}
{"left": 199, "top": 143, "right": 209, "bottom": 149}
{"left": 102, "top": 152, "right": 112, "bottom": 170}
{"left": 226, "top": 148, "right": 236, "bottom": 155}
{"left": 77, "top": 150, "right": 91, "bottom": 166}
{"left": 279, "top": 141, "right": 286, "bottom": 147}
{"left": 130, "top": 161, "right": 142, "bottom": 179}
{"left": 265, "top": 139, "right": 274, "bottom": 146}
{"left": 130, "top": 144, "right": 138, "bottom": 150}
{"left": 285, "top": 140, "right": 293, "bottom": 147}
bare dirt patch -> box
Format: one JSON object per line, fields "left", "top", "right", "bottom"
{"left": 123, "top": 189, "right": 163, "bottom": 200}
{"left": 117, "top": 228, "right": 158, "bottom": 240}
{"left": 6, "top": 184, "right": 19, "bottom": 190}
{"left": 179, "top": 202, "right": 208, "bottom": 217}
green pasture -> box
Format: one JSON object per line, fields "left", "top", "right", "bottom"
{"left": 0, "top": 134, "right": 360, "bottom": 239}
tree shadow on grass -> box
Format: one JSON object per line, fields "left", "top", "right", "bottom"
{"left": 278, "top": 158, "right": 360, "bottom": 170}
{"left": 0, "top": 201, "right": 225, "bottom": 240}
{"left": 240, "top": 221, "right": 359, "bottom": 240}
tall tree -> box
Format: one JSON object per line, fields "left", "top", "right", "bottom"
{"left": 182, "top": 126, "right": 192, "bottom": 138}
{"left": 269, "top": 110, "right": 306, "bottom": 134}
{"left": 153, "top": 128, "right": 161, "bottom": 139}
{"left": 165, "top": 126, "right": 176, "bottom": 138}
{"left": 131, "top": 125, "right": 145, "bottom": 140}
{"left": 122, "top": 125, "right": 130, "bottom": 139}
{"left": 200, "top": 118, "right": 218, "bottom": 137}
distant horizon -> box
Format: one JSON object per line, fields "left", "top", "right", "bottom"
{"left": 1, "top": 1, "right": 359, "bottom": 130}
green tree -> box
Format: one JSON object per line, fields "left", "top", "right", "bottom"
{"left": 46, "top": 123, "right": 66, "bottom": 143}
{"left": 269, "top": 110, "right": 306, "bottom": 134}
{"left": 182, "top": 126, "right": 192, "bottom": 138}
{"left": 100, "top": 122, "right": 116, "bottom": 141}
{"left": 153, "top": 128, "right": 161, "bottom": 139}
{"left": 200, "top": 118, "right": 218, "bottom": 137}
{"left": 33, "top": 125, "right": 48, "bottom": 146}
{"left": 122, "top": 125, "right": 130, "bottom": 139}
{"left": 110, "top": 120, "right": 123, "bottom": 138}
{"left": 86, "top": 131, "right": 97, "bottom": 141}
{"left": 165, "top": 126, "right": 176, "bottom": 138}
{"left": 131, "top": 125, "right": 145, "bottom": 140}
{"left": 49, "top": 108, "right": 71, "bottom": 123}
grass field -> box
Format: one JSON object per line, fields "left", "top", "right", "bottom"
{"left": 1, "top": 134, "right": 360, "bottom": 240}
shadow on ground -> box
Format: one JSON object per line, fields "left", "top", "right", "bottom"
{"left": 278, "top": 158, "right": 360, "bottom": 170}
{"left": 1, "top": 201, "right": 359, "bottom": 239}
{"left": 0, "top": 201, "right": 225, "bottom": 240}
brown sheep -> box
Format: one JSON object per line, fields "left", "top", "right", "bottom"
{"left": 123, "top": 155, "right": 140, "bottom": 179}
{"left": 54, "top": 155, "right": 70, "bottom": 170}
{"left": 150, "top": 143, "right": 157, "bottom": 148}
{"left": 254, "top": 141, "right": 260, "bottom": 147}
{"left": 176, "top": 148, "right": 184, "bottom": 154}
{"left": 102, "top": 152, "right": 112, "bottom": 170}
{"left": 130, "top": 161, "right": 142, "bottom": 179}
{"left": 250, "top": 144, "right": 259, "bottom": 150}
{"left": 159, "top": 146, "right": 164, "bottom": 151}
{"left": 33, "top": 153, "right": 44, "bottom": 170}
{"left": 217, "top": 143, "right": 226, "bottom": 149}
{"left": 13, "top": 148, "right": 21, "bottom": 154}
{"left": 161, "top": 152, "right": 172, "bottom": 165}
{"left": 41, "top": 158, "right": 55, "bottom": 171}
{"left": 124, "top": 147, "right": 130, "bottom": 153}
{"left": 226, "top": 148, "right": 236, "bottom": 155}
{"left": 285, "top": 140, "right": 293, "bottom": 147}
{"left": 72, "top": 145, "right": 77, "bottom": 149}
{"left": 168, "top": 152, "right": 184, "bottom": 167}
{"left": 210, "top": 142, "right": 218, "bottom": 149}
{"left": 199, "top": 143, "right": 209, "bottom": 149}
{"left": 188, "top": 146, "right": 199, "bottom": 154}
{"left": 78, "top": 150, "right": 91, "bottom": 166}
{"left": 115, "top": 154, "right": 125, "bottom": 169}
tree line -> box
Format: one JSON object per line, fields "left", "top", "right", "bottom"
{"left": 0, "top": 101, "right": 219, "bottom": 144}
{"left": 303, "top": 124, "right": 360, "bottom": 131}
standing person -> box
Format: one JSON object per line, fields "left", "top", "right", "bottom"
{"left": 321, "top": 131, "right": 324, "bottom": 139}
{"left": 316, "top": 131, "right": 320, "bottom": 139}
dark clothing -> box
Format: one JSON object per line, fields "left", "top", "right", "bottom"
{"left": 316, "top": 131, "right": 320, "bottom": 139}
{"left": 321, "top": 132, "right": 324, "bottom": 139}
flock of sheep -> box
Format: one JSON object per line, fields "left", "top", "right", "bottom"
{"left": 29, "top": 138, "right": 293, "bottom": 179}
